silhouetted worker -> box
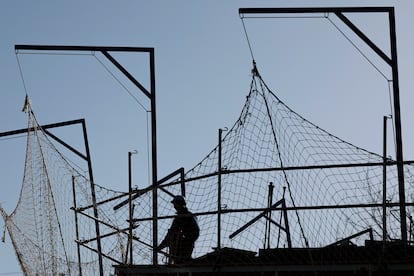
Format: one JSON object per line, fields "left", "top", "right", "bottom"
{"left": 157, "top": 195, "right": 199, "bottom": 264}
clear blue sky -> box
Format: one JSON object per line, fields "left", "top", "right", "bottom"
{"left": 1, "top": 0, "right": 414, "bottom": 274}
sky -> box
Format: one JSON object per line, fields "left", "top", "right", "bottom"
{"left": 1, "top": 0, "right": 414, "bottom": 275}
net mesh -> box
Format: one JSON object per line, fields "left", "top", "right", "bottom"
{"left": 0, "top": 106, "right": 141, "bottom": 275}
{"left": 153, "top": 71, "right": 414, "bottom": 261}
{"left": 2, "top": 70, "right": 414, "bottom": 275}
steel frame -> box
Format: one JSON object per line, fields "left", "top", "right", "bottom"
{"left": 6, "top": 6, "right": 411, "bottom": 274}
{"left": 239, "top": 6, "right": 407, "bottom": 245}
{"left": 13, "top": 44, "right": 159, "bottom": 270}
{"left": 114, "top": 263, "right": 414, "bottom": 275}
{"left": 0, "top": 118, "right": 95, "bottom": 275}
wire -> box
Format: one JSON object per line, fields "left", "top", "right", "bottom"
{"left": 240, "top": 15, "right": 255, "bottom": 62}
{"left": 15, "top": 54, "right": 29, "bottom": 98}
{"left": 0, "top": 134, "right": 27, "bottom": 141}
{"left": 16, "top": 50, "right": 149, "bottom": 112}
{"left": 241, "top": 12, "right": 392, "bottom": 85}
{"left": 387, "top": 80, "right": 397, "bottom": 155}
{"left": 326, "top": 14, "right": 401, "bottom": 161}
{"left": 93, "top": 54, "right": 149, "bottom": 112}
{"left": 146, "top": 110, "right": 151, "bottom": 186}
{"left": 326, "top": 15, "right": 390, "bottom": 81}
{"left": 256, "top": 74, "right": 309, "bottom": 248}
{"left": 326, "top": 15, "right": 399, "bottom": 153}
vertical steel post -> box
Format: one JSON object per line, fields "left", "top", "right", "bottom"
{"left": 239, "top": 6, "right": 408, "bottom": 246}
{"left": 280, "top": 186, "right": 292, "bottom": 248}
{"left": 149, "top": 49, "right": 159, "bottom": 265}
{"left": 382, "top": 116, "right": 388, "bottom": 245}
{"left": 282, "top": 198, "right": 292, "bottom": 249}
{"left": 265, "top": 182, "right": 274, "bottom": 249}
{"left": 81, "top": 120, "right": 104, "bottom": 276}
{"left": 217, "top": 128, "right": 223, "bottom": 250}
{"left": 13, "top": 45, "right": 158, "bottom": 268}
{"left": 389, "top": 8, "right": 407, "bottom": 245}
{"left": 72, "top": 176, "right": 83, "bottom": 276}
{"left": 128, "top": 151, "right": 134, "bottom": 264}
{"left": 180, "top": 168, "right": 186, "bottom": 197}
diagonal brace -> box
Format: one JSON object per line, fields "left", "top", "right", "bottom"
{"left": 101, "top": 51, "right": 151, "bottom": 98}
{"left": 335, "top": 12, "right": 392, "bottom": 66}
{"left": 229, "top": 199, "right": 284, "bottom": 239}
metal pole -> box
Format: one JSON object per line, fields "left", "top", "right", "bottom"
{"left": 81, "top": 121, "right": 104, "bottom": 276}
{"left": 72, "top": 176, "right": 83, "bottom": 276}
{"left": 149, "top": 49, "right": 159, "bottom": 265}
{"left": 239, "top": 7, "right": 393, "bottom": 15}
{"left": 13, "top": 44, "right": 159, "bottom": 267}
{"left": 265, "top": 182, "right": 274, "bottom": 249}
{"left": 282, "top": 200, "right": 292, "bottom": 248}
{"left": 217, "top": 128, "right": 223, "bottom": 250}
{"left": 382, "top": 116, "right": 388, "bottom": 245}
{"left": 180, "top": 168, "right": 186, "bottom": 197}
{"left": 268, "top": 183, "right": 274, "bottom": 249}
{"left": 238, "top": 5, "right": 407, "bottom": 245}
{"left": 128, "top": 151, "right": 135, "bottom": 264}
{"left": 388, "top": 8, "right": 407, "bottom": 245}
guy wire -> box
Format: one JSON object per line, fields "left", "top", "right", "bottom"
{"left": 326, "top": 15, "right": 390, "bottom": 81}
{"left": 15, "top": 53, "right": 29, "bottom": 98}
{"left": 240, "top": 15, "right": 256, "bottom": 62}
{"left": 93, "top": 54, "right": 149, "bottom": 112}
{"left": 387, "top": 80, "right": 397, "bottom": 154}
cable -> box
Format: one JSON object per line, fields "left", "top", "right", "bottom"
{"left": 241, "top": 11, "right": 390, "bottom": 82}
{"left": 15, "top": 54, "right": 29, "bottom": 98}
{"left": 93, "top": 54, "right": 149, "bottom": 112}
{"left": 146, "top": 110, "right": 151, "bottom": 186}
{"left": 15, "top": 50, "right": 93, "bottom": 98}
{"left": 0, "top": 134, "right": 27, "bottom": 141}
{"left": 387, "top": 80, "right": 397, "bottom": 155}
{"left": 326, "top": 14, "right": 401, "bottom": 161}
{"left": 239, "top": 15, "right": 255, "bottom": 62}
{"left": 256, "top": 73, "right": 309, "bottom": 248}
{"left": 326, "top": 15, "right": 390, "bottom": 81}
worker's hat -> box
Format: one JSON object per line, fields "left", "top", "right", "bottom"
{"left": 171, "top": 195, "right": 186, "bottom": 206}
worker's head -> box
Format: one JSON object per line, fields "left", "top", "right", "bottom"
{"left": 171, "top": 195, "right": 186, "bottom": 208}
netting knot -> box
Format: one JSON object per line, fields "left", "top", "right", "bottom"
{"left": 251, "top": 60, "right": 259, "bottom": 77}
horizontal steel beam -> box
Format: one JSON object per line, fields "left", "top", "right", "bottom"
{"left": 114, "top": 263, "right": 414, "bottom": 274}
{"left": 0, "top": 118, "right": 84, "bottom": 137}
{"left": 131, "top": 201, "right": 414, "bottom": 223}
{"left": 15, "top": 44, "right": 154, "bottom": 53}
{"left": 239, "top": 7, "right": 393, "bottom": 15}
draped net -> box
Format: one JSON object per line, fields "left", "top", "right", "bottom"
{"left": 2, "top": 70, "right": 414, "bottom": 274}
